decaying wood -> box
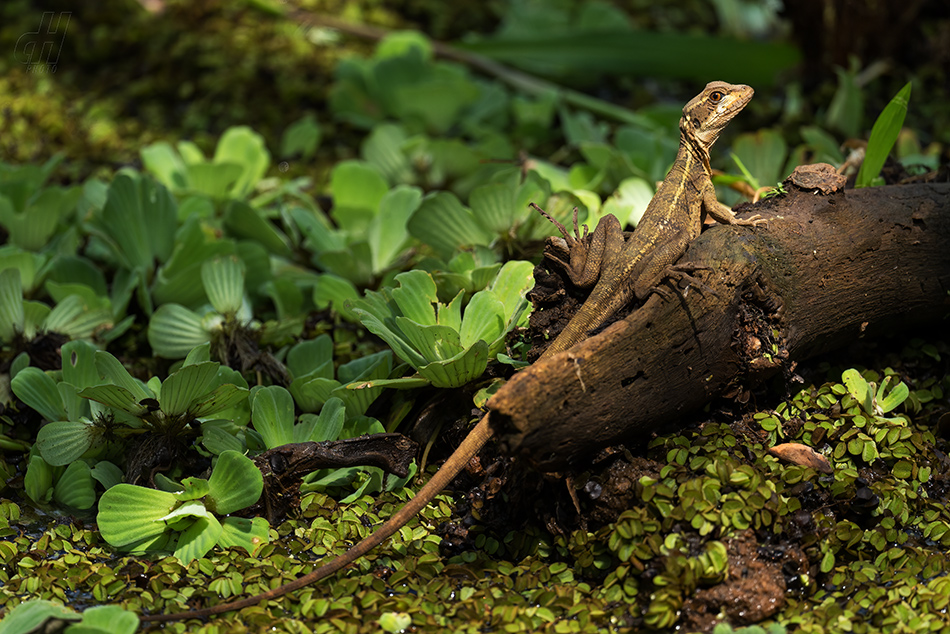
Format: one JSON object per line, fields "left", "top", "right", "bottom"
{"left": 488, "top": 176, "right": 950, "bottom": 470}
{"left": 245, "top": 434, "right": 418, "bottom": 523}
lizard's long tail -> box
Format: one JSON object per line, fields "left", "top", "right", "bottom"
{"left": 141, "top": 414, "right": 495, "bottom": 622}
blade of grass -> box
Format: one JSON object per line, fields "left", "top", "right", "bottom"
{"left": 856, "top": 82, "right": 911, "bottom": 188}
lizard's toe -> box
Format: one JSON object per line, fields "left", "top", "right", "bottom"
{"left": 737, "top": 214, "right": 767, "bottom": 227}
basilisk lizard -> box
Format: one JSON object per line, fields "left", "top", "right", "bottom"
{"left": 537, "top": 80, "right": 764, "bottom": 357}
{"left": 141, "top": 81, "right": 761, "bottom": 623}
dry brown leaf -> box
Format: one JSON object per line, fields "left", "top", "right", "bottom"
{"left": 767, "top": 442, "right": 833, "bottom": 474}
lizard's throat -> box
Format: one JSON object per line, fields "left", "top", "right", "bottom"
{"left": 680, "top": 132, "right": 714, "bottom": 174}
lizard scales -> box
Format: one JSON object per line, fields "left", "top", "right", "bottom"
{"left": 141, "top": 81, "right": 761, "bottom": 622}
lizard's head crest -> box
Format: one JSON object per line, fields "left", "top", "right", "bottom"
{"left": 680, "top": 81, "right": 753, "bottom": 150}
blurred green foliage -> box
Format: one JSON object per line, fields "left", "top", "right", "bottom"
{"left": 0, "top": 1, "right": 946, "bottom": 631}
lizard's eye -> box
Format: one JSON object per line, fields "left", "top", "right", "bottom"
{"left": 709, "top": 90, "right": 724, "bottom": 103}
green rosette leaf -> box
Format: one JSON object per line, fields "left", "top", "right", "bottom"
{"left": 329, "top": 160, "right": 388, "bottom": 232}
{"left": 0, "top": 600, "right": 80, "bottom": 634}
{"left": 189, "top": 383, "right": 250, "bottom": 418}
{"left": 407, "top": 191, "right": 494, "bottom": 260}
{"left": 147, "top": 303, "right": 214, "bottom": 358}
{"left": 185, "top": 162, "right": 242, "bottom": 198}
{"left": 24, "top": 455, "right": 54, "bottom": 505}
{"left": 52, "top": 460, "right": 96, "bottom": 510}
{"left": 251, "top": 386, "right": 295, "bottom": 449}
{"left": 294, "top": 397, "right": 346, "bottom": 444}
{"left": 76, "top": 605, "right": 140, "bottom": 634}
{"left": 90, "top": 461, "right": 124, "bottom": 490}
{"left": 217, "top": 516, "right": 270, "bottom": 555}
{"left": 61, "top": 340, "right": 100, "bottom": 389}
{"left": 97, "top": 484, "right": 180, "bottom": 548}
{"left": 173, "top": 515, "right": 223, "bottom": 564}
{"left": 287, "top": 335, "right": 334, "bottom": 379}
{"left": 159, "top": 361, "right": 220, "bottom": 417}
{"left": 98, "top": 172, "right": 177, "bottom": 272}
{"left": 390, "top": 269, "right": 439, "bottom": 325}
{"left": 368, "top": 185, "right": 422, "bottom": 273}
{"left": 201, "top": 422, "right": 246, "bottom": 456}
{"left": 224, "top": 200, "right": 292, "bottom": 257}
{"left": 35, "top": 421, "right": 96, "bottom": 466}
{"left": 176, "top": 477, "right": 211, "bottom": 501}
{"left": 417, "top": 340, "right": 489, "bottom": 388}
{"left": 469, "top": 181, "right": 520, "bottom": 235}
{"left": 94, "top": 351, "right": 152, "bottom": 401}
{"left": 0, "top": 267, "right": 24, "bottom": 343}
{"left": 201, "top": 255, "right": 245, "bottom": 316}
{"left": 488, "top": 260, "right": 536, "bottom": 321}
{"left": 289, "top": 376, "right": 341, "bottom": 413}
{"left": 459, "top": 290, "right": 506, "bottom": 350}
{"left": 213, "top": 126, "right": 271, "bottom": 199}
{"left": 206, "top": 450, "right": 263, "bottom": 515}
{"left": 78, "top": 384, "right": 147, "bottom": 418}
{"left": 312, "top": 273, "right": 360, "bottom": 321}
{"left": 11, "top": 366, "right": 67, "bottom": 423}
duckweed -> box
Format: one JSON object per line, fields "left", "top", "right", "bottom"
{"left": 3, "top": 342, "right": 950, "bottom": 633}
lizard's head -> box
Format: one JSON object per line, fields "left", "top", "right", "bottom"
{"left": 680, "top": 81, "right": 754, "bottom": 150}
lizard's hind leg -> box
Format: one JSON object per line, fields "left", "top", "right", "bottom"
{"left": 533, "top": 203, "right": 622, "bottom": 290}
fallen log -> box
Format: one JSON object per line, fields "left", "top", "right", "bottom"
{"left": 488, "top": 170, "right": 950, "bottom": 470}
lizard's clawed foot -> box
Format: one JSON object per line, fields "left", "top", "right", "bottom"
{"left": 661, "top": 264, "right": 720, "bottom": 299}
{"left": 736, "top": 214, "right": 768, "bottom": 228}
{"left": 532, "top": 203, "right": 616, "bottom": 290}
{"left": 531, "top": 203, "right": 587, "bottom": 246}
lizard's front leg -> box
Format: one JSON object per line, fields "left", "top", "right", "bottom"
{"left": 533, "top": 204, "right": 624, "bottom": 289}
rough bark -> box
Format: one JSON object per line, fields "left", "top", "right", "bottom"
{"left": 488, "top": 179, "right": 950, "bottom": 470}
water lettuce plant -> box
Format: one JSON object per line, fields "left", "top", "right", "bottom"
{"left": 290, "top": 162, "right": 422, "bottom": 288}
{"left": 141, "top": 126, "right": 270, "bottom": 202}
{"left": 147, "top": 255, "right": 255, "bottom": 358}
{"left": 97, "top": 450, "right": 267, "bottom": 562}
{"left": 0, "top": 600, "right": 137, "bottom": 634}
{"left": 12, "top": 342, "right": 249, "bottom": 510}
{"left": 0, "top": 268, "right": 120, "bottom": 347}
{"left": 34, "top": 352, "right": 247, "bottom": 466}
{"left": 407, "top": 173, "right": 585, "bottom": 259}
{"left": 330, "top": 33, "right": 486, "bottom": 136}
{"left": 284, "top": 335, "right": 391, "bottom": 416}
{"left": 0, "top": 156, "right": 81, "bottom": 253}
{"left": 350, "top": 260, "right": 534, "bottom": 388}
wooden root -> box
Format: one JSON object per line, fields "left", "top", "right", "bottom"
{"left": 488, "top": 176, "right": 950, "bottom": 470}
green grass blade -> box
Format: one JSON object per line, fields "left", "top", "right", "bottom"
{"left": 856, "top": 82, "right": 912, "bottom": 188}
